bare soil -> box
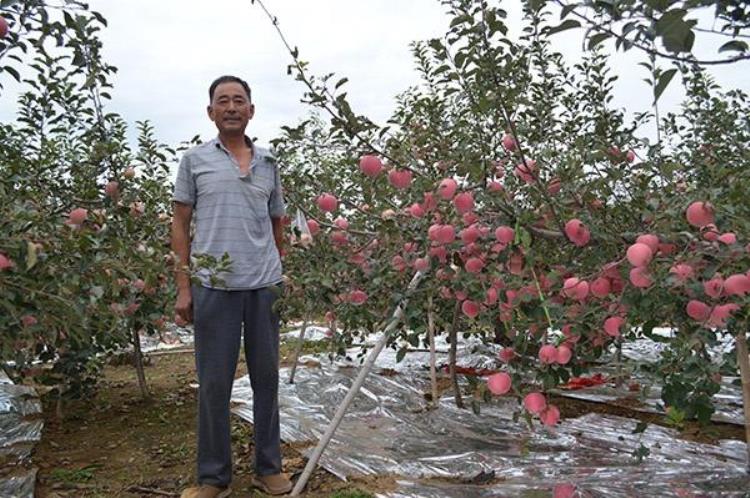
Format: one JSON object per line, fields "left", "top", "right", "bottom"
{"left": 30, "top": 344, "right": 389, "bottom": 498}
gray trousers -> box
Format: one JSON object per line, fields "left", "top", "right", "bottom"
{"left": 192, "top": 284, "right": 282, "bottom": 486}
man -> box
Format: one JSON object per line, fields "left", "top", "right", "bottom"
{"left": 172, "top": 75, "right": 292, "bottom": 497}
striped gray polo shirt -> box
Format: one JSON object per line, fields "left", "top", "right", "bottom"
{"left": 173, "top": 137, "right": 286, "bottom": 290}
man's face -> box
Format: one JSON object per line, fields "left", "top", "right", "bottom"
{"left": 207, "top": 82, "right": 254, "bottom": 134}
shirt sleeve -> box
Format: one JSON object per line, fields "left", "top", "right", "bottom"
{"left": 268, "top": 163, "right": 286, "bottom": 218}
{"left": 173, "top": 152, "right": 196, "bottom": 206}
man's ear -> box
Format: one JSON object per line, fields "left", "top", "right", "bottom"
{"left": 248, "top": 103, "right": 255, "bottom": 120}
{"left": 207, "top": 104, "right": 215, "bottom": 122}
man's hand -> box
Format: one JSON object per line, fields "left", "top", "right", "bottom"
{"left": 175, "top": 287, "right": 193, "bottom": 324}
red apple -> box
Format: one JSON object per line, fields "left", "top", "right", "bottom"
{"left": 539, "top": 344, "right": 557, "bottom": 364}
{"left": 67, "top": 207, "right": 88, "bottom": 226}
{"left": 0, "top": 16, "right": 9, "bottom": 39}
{"left": 626, "top": 243, "right": 653, "bottom": 267}
{"left": 388, "top": 169, "right": 412, "bottom": 189}
{"left": 686, "top": 300, "right": 710, "bottom": 321}
{"left": 564, "top": 219, "right": 591, "bottom": 247}
{"left": 686, "top": 201, "right": 714, "bottom": 228}
{"left": 438, "top": 178, "right": 458, "bottom": 200}
{"left": 359, "top": 155, "right": 383, "bottom": 177}
{"left": 487, "top": 372, "right": 512, "bottom": 395}
{"left": 316, "top": 193, "right": 338, "bottom": 212}
{"left": 453, "top": 192, "right": 474, "bottom": 214}
{"left": 523, "top": 392, "right": 546, "bottom": 414}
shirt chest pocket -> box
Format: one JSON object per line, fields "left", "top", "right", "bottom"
{"left": 241, "top": 177, "right": 271, "bottom": 218}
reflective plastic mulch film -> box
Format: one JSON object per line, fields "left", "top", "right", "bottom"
{"left": 232, "top": 334, "right": 750, "bottom": 497}
{"left": 0, "top": 371, "right": 42, "bottom": 498}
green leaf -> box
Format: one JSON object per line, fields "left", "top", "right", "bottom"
{"left": 454, "top": 51, "right": 467, "bottom": 68}
{"left": 334, "top": 77, "right": 348, "bottom": 89}
{"left": 560, "top": 3, "right": 579, "bottom": 19}
{"left": 2, "top": 65, "right": 20, "bottom": 82}
{"left": 547, "top": 19, "right": 581, "bottom": 35}
{"left": 632, "top": 421, "right": 649, "bottom": 434}
{"left": 718, "top": 40, "right": 749, "bottom": 53}
{"left": 528, "top": 0, "right": 547, "bottom": 12}
{"left": 471, "top": 399, "right": 481, "bottom": 415}
{"left": 396, "top": 346, "right": 407, "bottom": 363}
{"left": 588, "top": 32, "right": 611, "bottom": 50}
{"left": 72, "top": 51, "right": 85, "bottom": 67}
{"left": 644, "top": 0, "right": 671, "bottom": 11}
{"left": 656, "top": 10, "right": 693, "bottom": 53}
{"left": 63, "top": 11, "right": 77, "bottom": 29}
{"left": 631, "top": 443, "right": 651, "bottom": 462}
{"left": 520, "top": 228, "right": 532, "bottom": 249}
{"left": 654, "top": 68, "right": 677, "bottom": 102}
{"left": 450, "top": 14, "right": 473, "bottom": 28}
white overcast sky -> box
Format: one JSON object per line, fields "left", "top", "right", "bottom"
{"left": 0, "top": 0, "right": 747, "bottom": 150}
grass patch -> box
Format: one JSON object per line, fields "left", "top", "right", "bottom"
{"left": 50, "top": 464, "right": 103, "bottom": 483}
{"left": 327, "top": 489, "right": 375, "bottom": 498}
{"left": 280, "top": 338, "right": 331, "bottom": 357}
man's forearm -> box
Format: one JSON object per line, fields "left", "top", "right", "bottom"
{"left": 171, "top": 221, "right": 192, "bottom": 291}
{"left": 271, "top": 217, "right": 284, "bottom": 256}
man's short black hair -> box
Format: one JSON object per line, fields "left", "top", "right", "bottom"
{"left": 209, "top": 75, "right": 252, "bottom": 103}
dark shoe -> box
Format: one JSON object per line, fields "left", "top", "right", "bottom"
{"left": 252, "top": 473, "right": 293, "bottom": 495}
{"left": 180, "top": 484, "right": 232, "bottom": 498}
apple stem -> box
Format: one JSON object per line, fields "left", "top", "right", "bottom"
{"left": 290, "top": 272, "right": 424, "bottom": 496}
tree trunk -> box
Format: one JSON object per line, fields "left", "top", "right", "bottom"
{"left": 449, "top": 300, "right": 464, "bottom": 409}
{"left": 288, "top": 316, "right": 309, "bottom": 384}
{"left": 55, "top": 395, "right": 64, "bottom": 421}
{"left": 427, "top": 296, "right": 438, "bottom": 408}
{"left": 735, "top": 329, "right": 750, "bottom": 473}
{"left": 615, "top": 343, "right": 623, "bottom": 388}
{"left": 132, "top": 328, "right": 149, "bottom": 399}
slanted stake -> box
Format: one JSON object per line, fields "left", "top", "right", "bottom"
{"left": 290, "top": 272, "right": 424, "bottom": 496}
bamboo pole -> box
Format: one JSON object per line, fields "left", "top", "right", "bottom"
{"left": 288, "top": 315, "right": 309, "bottom": 384}
{"left": 735, "top": 330, "right": 750, "bottom": 473}
{"left": 427, "top": 296, "right": 438, "bottom": 408}
{"left": 290, "top": 272, "right": 423, "bottom": 496}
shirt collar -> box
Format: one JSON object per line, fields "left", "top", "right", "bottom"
{"left": 212, "top": 135, "right": 257, "bottom": 155}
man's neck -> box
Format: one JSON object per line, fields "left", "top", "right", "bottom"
{"left": 218, "top": 132, "right": 250, "bottom": 152}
